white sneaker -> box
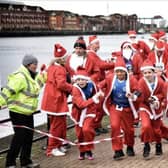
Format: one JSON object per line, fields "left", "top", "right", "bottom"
{"left": 59, "top": 146, "right": 67, "bottom": 153}
{"left": 51, "top": 148, "right": 65, "bottom": 156}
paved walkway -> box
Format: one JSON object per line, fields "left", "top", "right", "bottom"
{"left": 35, "top": 130, "right": 168, "bottom": 168}
{"left": 1, "top": 121, "right": 168, "bottom": 168}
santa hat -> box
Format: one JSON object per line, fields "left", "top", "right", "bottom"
{"left": 158, "top": 30, "right": 167, "bottom": 40}
{"left": 114, "top": 57, "right": 127, "bottom": 72}
{"left": 155, "top": 41, "right": 165, "bottom": 51}
{"left": 54, "top": 43, "right": 67, "bottom": 59}
{"left": 89, "top": 35, "right": 99, "bottom": 45}
{"left": 128, "top": 30, "right": 136, "bottom": 38}
{"left": 121, "top": 41, "right": 134, "bottom": 50}
{"left": 73, "top": 66, "right": 90, "bottom": 81}
{"left": 74, "top": 36, "right": 86, "bottom": 49}
{"left": 149, "top": 33, "right": 158, "bottom": 41}
{"left": 140, "top": 59, "right": 155, "bottom": 71}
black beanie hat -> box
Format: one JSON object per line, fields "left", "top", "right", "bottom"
{"left": 74, "top": 36, "right": 86, "bottom": 49}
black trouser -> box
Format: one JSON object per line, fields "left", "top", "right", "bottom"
{"left": 6, "top": 111, "right": 34, "bottom": 167}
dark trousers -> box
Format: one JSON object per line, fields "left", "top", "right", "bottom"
{"left": 6, "top": 111, "right": 34, "bottom": 167}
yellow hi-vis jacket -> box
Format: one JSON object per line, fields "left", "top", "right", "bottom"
{"left": 0, "top": 65, "right": 46, "bottom": 115}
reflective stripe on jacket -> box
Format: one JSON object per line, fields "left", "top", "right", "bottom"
{"left": 0, "top": 65, "right": 42, "bottom": 115}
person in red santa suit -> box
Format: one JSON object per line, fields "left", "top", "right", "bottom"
{"left": 65, "top": 36, "right": 100, "bottom": 83}
{"left": 147, "top": 40, "right": 168, "bottom": 81}
{"left": 71, "top": 66, "right": 103, "bottom": 160}
{"left": 138, "top": 60, "right": 166, "bottom": 159}
{"left": 87, "top": 35, "right": 115, "bottom": 81}
{"left": 127, "top": 30, "right": 138, "bottom": 44}
{"left": 120, "top": 41, "right": 143, "bottom": 81}
{"left": 87, "top": 35, "right": 115, "bottom": 135}
{"left": 127, "top": 30, "right": 150, "bottom": 61}
{"left": 157, "top": 30, "right": 168, "bottom": 53}
{"left": 41, "top": 43, "right": 73, "bottom": 157}
{"left": 146, "top": 33, "right": 159, "bottom": 51}
{"left": 98, "top": 57, "right": 140, "bottom": 160}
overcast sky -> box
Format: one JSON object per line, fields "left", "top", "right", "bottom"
{"left": 4, "top": 0, "right": 168, "bottom": 20}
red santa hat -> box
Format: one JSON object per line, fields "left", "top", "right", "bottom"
{"left": 114, "top": 57, "right": 127, "bottom": 72}
{"left": 158, "top": 30, "right": 167, "bottom": 40}
{"left": 89, "top": 35, "right": 99, "bottom": 45}
{"left": 73, "top": 66, "right": 90, "bottom": 81}
{"left": 54, "top": 43, "right": 67, "bottom": 59}
{"left": 128, "top": 30, "right": 137, "bottom": 38}
{"left": 149, "top": 33, "right": 158, "bottom": 41}
{"left": 155, "top": 41, "right": 165, "bottom": 51}
{"left": 140, "top": 59, "right": 155, "bottom": 71}
{"left": 121, "top": 41, "right": 134, "bottom": 50}
{"left": 74, "top": 36, "right": 86, "bottom": 49}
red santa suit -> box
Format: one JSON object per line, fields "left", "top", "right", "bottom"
{"left": 41, "top": 44, "right": 72, "bottom": 156}
{"left": 158, "top": 30, "right": 168, "bottom": 53}
{"left": 120, "top": 41, "right": 143, "bottom": 80}
{"left": 70, "top": 68, "right": 99, "bottom": 154}
{"left": 87, "top": 35, "right": 115, "bottom": 82}
{"left": 148, "top": 40, "right": 168, "bottom": 78}
{"left": 66, "top": 53, "right": 100, "bottom": 83}
{"left": 98, "top": 58, "right": 140, "bottom": 151}
{"left": 134, "top": 40, "right": 150, "bottom": 61}
{"left": 127, "top": 30, "right": 150, "bottom": 61}
{"left": 138, "top": 60, "right": 166, "bottom": 143}
{"left": 87, "top": 35, "right": 115, "bottom": 131}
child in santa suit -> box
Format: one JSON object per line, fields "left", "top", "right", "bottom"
{"left": 41, "top": 43, "right": 73, "bottom": 157}
{"left": 71, "top": 67, "right": 103, "bottom": 160}
{"left": 148, "top": 40, "right": 168, "bottom": 81}
{"left": 98, "top": 57, "right": 140, "bottom": 160}
{"left": 138, "top": 60, "right": 166, "bottom": 159}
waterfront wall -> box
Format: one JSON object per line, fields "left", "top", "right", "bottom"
{"left": 0, "top": 30, "right": 127, "bottom": 37}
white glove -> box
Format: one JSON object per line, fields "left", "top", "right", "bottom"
{"left": 126, "top": 92, "right": 137, "bottom": 101}
{"left": 92, "top": 91, "right": 104, "bottom": 104}
{"left": 92, "top": 94, "right": 99, "bottom": 104}
{"left": 153, "top": 101, "right": 160, "bottom": 109}
{"left": 97, "top": 90, "right": 104, "bottom": 97}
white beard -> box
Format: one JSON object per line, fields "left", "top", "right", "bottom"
{"left": 122, "top": 49, "right": 133, "bottom": 60}
{"left": 148, "top": 42, "right": 155, "bottom": 50}
{"left": 69, "top": 53, "right": 86, "bottom": 71}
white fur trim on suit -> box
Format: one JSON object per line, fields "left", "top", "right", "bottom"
{"left": 102, "top": 74, "right": 138, "bottom": 119}
{"left": 102, "top": 75, "right": 116, "bottom": 116}
{"left": 139, "top": 107, "right": 163, "bottom": 120}
{"left": 89, "top": 38, "right": 99, "bottom": 45}
{"left": 143, "top": 76, "right": 158, "bottom": 94}
{"left": 155, "top": 46, "right": 165, "bottom": 51}
{"left": 72, "top": 83, "right": 97, "bottom": 127}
